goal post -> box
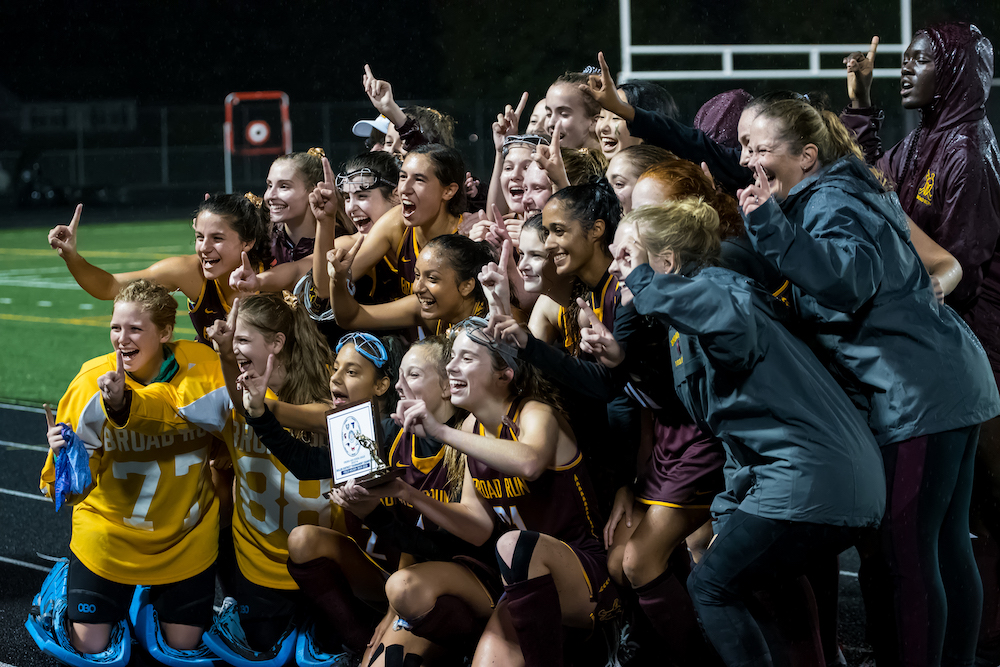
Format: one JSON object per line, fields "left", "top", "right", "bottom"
{"left": 223, "top": 91, "right": 291, "bottom": 194}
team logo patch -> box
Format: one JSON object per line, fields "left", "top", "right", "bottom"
{"left": 342, "top": 416, "right": 362, "bottom": 457}
{"left": 917, "top": 169, "right": 935, "bottom": 205}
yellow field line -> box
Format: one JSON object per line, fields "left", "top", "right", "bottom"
{"left": 0, "top": 312, "right": 196, "bottom": 335}
{"left": 0, "top": 248, "right": 178, "bottom": 260}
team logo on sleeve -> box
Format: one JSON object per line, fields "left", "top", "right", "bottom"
{"left": 917, "top": 170, "right": 935, "bottom": 205}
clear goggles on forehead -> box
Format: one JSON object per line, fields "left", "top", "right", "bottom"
{"left": 449, "top": 316, "right": 520, "bottom": 372}
{"left": 336, "top": 167, "right": 396, "bottom": 192}
{"left": 336, "top": 331, "right": 388, "bottom": 369}
{"left": 501, "top": 134, "right": 550, "bottom": 158}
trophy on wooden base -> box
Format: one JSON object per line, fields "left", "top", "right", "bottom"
{"left": 326, "top": 398, "right": 402, "bottom": 488}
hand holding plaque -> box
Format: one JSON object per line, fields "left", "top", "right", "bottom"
{"left": 326, "top": 399, "right": 402, "bottom": 488}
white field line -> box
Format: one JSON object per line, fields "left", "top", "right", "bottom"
{"left": 0, "top": 403, "right": 46, "bottom": 414}
{"left": 1, "top": 440, "right": 49, "bottom": 452}
{"left": 0, "top": 264, "right": 148, "bottom": 290}
{"left": 0, "top": 488, "right": 51, "bottom": 503}
{"left": 0, "top": 556, "right": 51, "bottom": 573}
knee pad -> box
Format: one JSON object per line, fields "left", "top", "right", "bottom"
{"left": 496, "top": 530, "right": 540, "bottom": 584}
{"left": 201, "top": 597, "right": 298, "bottom": 667}
{"left": 128, "top": 586, "right": 217, "bottom": 667}
{"left": 25, "top": 559, "right": 131, "bottom": 667}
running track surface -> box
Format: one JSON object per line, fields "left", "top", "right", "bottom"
{"left": 0, "top": 403, "right": 872, "bottom": 665}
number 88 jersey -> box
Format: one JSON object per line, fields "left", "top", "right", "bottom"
{"left": 174, "top": 386, "right": 344, "bottom": 590}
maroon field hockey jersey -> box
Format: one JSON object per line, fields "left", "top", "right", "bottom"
{"left": 187, "top": 279, "right": 229, "bottom": 346}
{"left": 557, "top": 270, "right": 621, "bottom": 353}
{"left": 344, "top": 419, "right": 455, "bottom": 572}
{"left": 465, "top": 399, "right": 605, "bottom": 557}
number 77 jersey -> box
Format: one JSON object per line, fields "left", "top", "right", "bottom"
{"left": 39, "top": 341, "right": 224, "bottom": 587}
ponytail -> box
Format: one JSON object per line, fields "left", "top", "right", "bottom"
{"left": 549, "top": 177, "right": 623, "bottom": 253}
{"left": 628, "top": 197, "right": 722, "bottom": 270}
{"left": 755, "top": 98, "right": 863, "bottom": 165}
{"left": 819, "top": 110, "right": 864, "bottom": 163}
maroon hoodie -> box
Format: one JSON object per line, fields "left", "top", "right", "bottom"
{"left": 879, "top": 23, "right": 1000, "bottom": 376}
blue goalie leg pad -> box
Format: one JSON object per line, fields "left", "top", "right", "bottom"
{"left": 294, "top": 619, "right": 356, "bottom": 667}
{"left": 128, "top": 586, "right": 219, "bottom": 667}
{"left": 202, "top": 597, "right": 298, "bottom": 667}
{"left": 25, "top": 560, "right": 131, "bottom": 667}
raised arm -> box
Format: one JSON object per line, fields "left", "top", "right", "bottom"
{"left": 487, "top": 93, "right": 530, "bottom": 216}
{"left": 739, "top": 163, "right": 883, "bottom": 313}
{"left": 327, "top": 235, "right": 421, "bottom": 330}
{"left": 400, "top": 402, "right": 560, "bottom": 481}
{"left": 49, "top": 204, "right": 202, "bottom": 300}
{"left": 581, "top": 51, "right": 749, "bottom": 195}
{"left": 311, "top": 156, "right": 350, "bottom": 300}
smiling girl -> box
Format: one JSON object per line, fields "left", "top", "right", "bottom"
{"left": 368, "top": 317, "right": 617, "bottom": 666}
{"left": 172, "top": 293, "right": 343, "bottom": 654}
{"left": 48, "top": 195, "right": 271, "bottom": 344}
{"left": 242, "top": 336, "right": 471, "bottom": 661}
{"left": 38, "top": 279, "right": 224, "bottom": 655}
{"left": 266, "top": 149, "right": 328, "bottom": 264}
{"left": 330, "top": 234, "right": 496, "bottom": 338}
{"left": 342, "top": 145, "right": 466, "bottom": 299}
{"left": 235, "top": 330, "right": 405, "bottom": 656}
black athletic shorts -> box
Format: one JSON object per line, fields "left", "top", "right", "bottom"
{"left": 66, "top": 553, "right": 216, "bottom": 626}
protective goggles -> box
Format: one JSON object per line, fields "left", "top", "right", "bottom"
{"left": 501, "top": 134, "right": 550, "bottom": 158}
{"left": 336, "top": 167, "right": 396, "bottom": 192}
{"left": 336, "top": 332, "right": 388, "bottom": 369}
{"left": 449, "top": 316, "right": 520, "bottom": 372}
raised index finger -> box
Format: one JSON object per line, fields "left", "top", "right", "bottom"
{"left": 44, "top": 403, "right": 56, "bottom": 429}
{"left": 227, "top": 296, "right": 241, "bottom": 329}
{"left": 551, "top": 120, "right": 562, "bottom": 150}
{"left": 116, "top": 349, "right": 125, "bottom": 377}
{"left": 322, "top": 156, "right": 335, "bottom": 186}
{"left": 499, "top": 239, "right": 512, "bottom": 275}
{"left": 867, "top": 35, "right": 880, "bottom": 62}
{"left": 69, "top": 204, "right": 83, "bottom": 233}
{"left": 598, "top": 51, "right": 613, "bottom": 85}
{"left": 513, "top": 92, "right": 529, "bottom": 119}
{"left": 577, "top": 297, "right": 606, "bottom": 331}
{"left": 397, "top": 370, "right": 414, "bottom": 401}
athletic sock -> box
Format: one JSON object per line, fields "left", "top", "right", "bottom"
{"left": 286, "top": 557, "right": 376, "bottom": 653}
{"left": 505, "top": 574, "right": 564, "bottom": 667}
{"left": 405, "top": 594, "right": 483, "bottom": 654}
{"left": 635, "top": 567, "right": 716, "bottom": 667}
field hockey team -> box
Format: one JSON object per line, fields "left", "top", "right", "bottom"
{"left": 37, "top": 22, "right": 1000, "bottom": 667}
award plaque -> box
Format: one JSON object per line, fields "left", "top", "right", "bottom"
{"left": 326, "top": 399, "right": 401, "bottom": 488}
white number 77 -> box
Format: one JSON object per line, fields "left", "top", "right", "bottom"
{"left": 111, "top": 449, "right": 206, "bottom": 531}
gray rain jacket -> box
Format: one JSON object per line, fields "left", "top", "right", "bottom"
{"left": 625, "top": 263, "right": 885, "bottom": 528}
{"left": 745, "top": 156, "right": 999, "bottom": 446}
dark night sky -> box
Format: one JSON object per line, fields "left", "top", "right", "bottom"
{"left": 4, "top": 1, "right": 997, "bottom": 106}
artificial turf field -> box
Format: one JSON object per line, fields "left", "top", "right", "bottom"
{"left": 0, "top": 218, "right": 197, "bottom": 406}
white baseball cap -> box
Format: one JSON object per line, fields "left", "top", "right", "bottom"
{"left": 352, "top": 114, "right": 391, "bottom": 138}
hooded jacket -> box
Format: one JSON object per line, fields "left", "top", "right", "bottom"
{"left": 625, "top": 262, "right": 886, "bottom": 529}
{"left": 854, "top": 24, "right": 1000, "bottom": 375}
{"left": 745, "top": 156, "right": 999, "bottom": 446}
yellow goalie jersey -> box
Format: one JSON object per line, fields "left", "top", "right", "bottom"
{"left": 39, "top": 340, "right": 223, "bottom": 586}
{"left": 170, "top": 385, "right": 342, "bottom": 590}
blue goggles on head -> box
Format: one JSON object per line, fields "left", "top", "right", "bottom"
{"left": 336, "top": 332, "right": 388, "bottom": 369}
